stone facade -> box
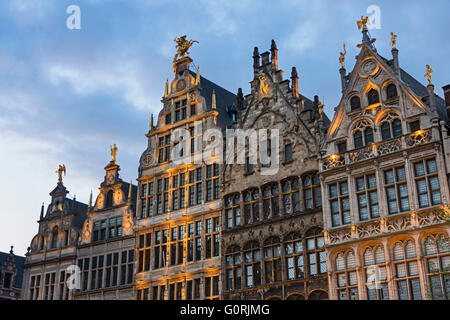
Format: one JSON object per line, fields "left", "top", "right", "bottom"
{"left": 0, "top": 247, "right": 25, "bottom": 300}
{"left": 71, "top": 160, "right": 137, "bottom": 300}
{"left": 319, "top": 27, "right": 450, "bottom": 300}
{"left": 221, "top": 41, "right": 328, "bottom": 300}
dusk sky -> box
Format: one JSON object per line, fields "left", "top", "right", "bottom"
{"left": 1, "top": 0, "right": 449, "bottom": 255}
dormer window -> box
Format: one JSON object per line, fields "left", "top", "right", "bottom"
{"left": 51, "top": 228, "right": 58, "bottom": 249}
{"left": 350, "top": 96, "right": 361, "bottom": 111}
{"left": 165, "top": 113, "right": 171, "bottom": 125}
{"left": 367, "top": 89, "right": 380, "bottom": 105}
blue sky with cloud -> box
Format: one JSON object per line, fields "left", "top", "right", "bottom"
{"left": 1, "top": 0, "right": 449, "bottom": 255}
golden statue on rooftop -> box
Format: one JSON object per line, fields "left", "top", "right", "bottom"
{"left": 173, "top": 35, "right": 199, "bottom": 62}
{"left": 390, "top": 32, "right": 398, "bottom": 49}
{"left": 110, "top": 144, "right": 118, "bottom": 163}
{"left": 56, "top": 164, "right": 66, "bottom": 183}
{"left": 357, "top": 16, "right": 370, "bottom": 30}
{"left": 339, "top": 43, "right": 346, "bottom": 68}
{"left": 425, "top": 65, "right": 433, "bottom": 85}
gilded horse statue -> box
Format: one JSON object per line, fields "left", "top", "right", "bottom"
{"left": 174, "top": 35, "right": 199, "bottom": 61}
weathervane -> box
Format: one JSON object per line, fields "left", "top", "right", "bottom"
{"left": 173, "top": 35, "right": 199, "bottom": 62}
{"left": 390, "top": 32, "right": 398, "bottom": 49}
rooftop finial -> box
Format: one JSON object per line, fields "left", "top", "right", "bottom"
{"left": 339, "top": 43, "right": 346, "bottom": 69}
{"left": 390, "top": 32, "right": 398, "bottom": 49}
{"left": 110, "top": 144, "right": 118, "bottom": 164}
{"left": 173, "top": 35, "right": 199, "bottom": 62}
{"left": 164, "top": 78, "right": 169, "bottom": 97}
{"left": 425, "top": 64, "right": 433, "bottom": 85}
{"left": 56, "top": 164, "right": 66, "bottom": 184}
{"left": 40, "top": 202, "right": 44, "bottom": 220}
{"left": 270, "top": 39, "right": 278, "bottom": 69}
{"left": 10, "top": 246, "right": 13, "bottom": 255}
{"left": 357, "top": 16, "right": 376, "bottom": 51}
{"left": 150, "top": 113, "right": 154, "bottom": 131}
{"left": 195, "top": 65, "right": 200, "bottom": 85}
{"left": 291, "top": 67, "right": 299, "bottom": 98}
{"left": 128, "top": 180, "right": 133, "bottom": 200}
{"left": 212, "top": 89, "right": 216, "bottom": 109}
{"left": 88, "top": 190, "right": 93, "bottom": 209}
{"left": 253, "top": 47, "right": 260, "bottom": 70}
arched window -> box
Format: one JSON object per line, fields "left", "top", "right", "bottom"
{"left": 281, "top": 178, "right": 300, "bottom": 215}
{"left": 225, "top": 246, "right": 241, "bottom": 291}
{"left": 423, "top": 233, "right": 450, "bottom": 300}
{"left": 225, "top": 194, "right": 241, "bottom": 228}
{"left": 363, "top": 245, "right": 389, "bottom": 300}
{"left": 336, "top": 250, "right": 358, "bottom": 300}
{"left": 386, "top": 83, "right": 398, "bottom": 99}
{"left": 284, "top": 233, "right": 304, "bottom": 280}
{"left": 262, "top": 183, "right": 279, "bottom": 220}
{"left": 286, "top": 293, "right": 305, "bottom": 300}
{"left": 39, "top": 236, "right": 44, "bottom": 250}
{"left": 305, "top": 228, "right": 326, "bottom": 277}
{"left": 51, "top": 228, "right": 58, "bottom": 249}
{"left": 303, "top": 173, "right": 321, "bottom": 210}
{"left": 353, "top": 120, "right": 374, "bottom": 149}
{"left": 368, "top": 89, "right": 380, "bottom": 105}
{"left": 308, "top": 290, "right": 328, "bottom": 300}
{"left": 243, "top": 189, "right": 260, "bottom": 224}
{"left": 106, "top": 190, "right": 113, "bottom": 208}
{"left": 392, "top": 240, "right": 422, "bottom": 300}
{"left": 243, "top": 241, "right": 261, "bottom": 287}
{"left": 264, "top": 237, "right": 282, "bottom": 283}
{"left": 380, "top": 112, "right": 403, "bottom": 141}
{"left": 350, "top": 96, "right": 361, "bottom": 111}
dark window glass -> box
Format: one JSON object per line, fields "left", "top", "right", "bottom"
{"left": 350, "top": 96, "right": 361, "bottom": 111}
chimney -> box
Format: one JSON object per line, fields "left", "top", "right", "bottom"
{"left": 339, "top": 68, "right": 347, "bottom": 93}
{"left": 270, "top": 40, "right": 278, "bottom": 69}
{"left": 291, "top": 67, "right": 299, "bottom": 98}
{"left": 443, "top": 85, "right": 450, "bottom": 118}
{"left": 253, "top": 47, "right": 260, "bottom": 72}
{"left": 391, "top": 48, "right": 400, "bottom": 77}
{"left": 261, "top": 52, "right": 270, "bottom": 66}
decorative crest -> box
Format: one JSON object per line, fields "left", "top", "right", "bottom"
{"left": 173, "top": 35, "right": 199, "bottom": 62}
{"left": 56, "top": 164, "right": 66, "bottom": 183}
{"left": 425, "top": 64, "right": 433, "bottom": 85}
{"left": 110, "top": 144, "right": 118, "bottom": 163}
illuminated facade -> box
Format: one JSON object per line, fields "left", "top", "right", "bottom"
{"left": 22, "top": 179, "right": 88, "bottom": 300}
{"left": 320, "top": 25, "right": 450, "bottom": 300}
{"left": 134, "top": 54, "right": 236, "bottom": 300}
{"left": 72, "top": 159, "right": 137, "bottom": 300}
{"left": 0, "top": 247, "right": 25, "bottom": 300}
{"left": 221, "top": 41, "right": 329, "bottom": 300}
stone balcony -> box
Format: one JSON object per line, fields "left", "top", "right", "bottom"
{"left": 322, "top": 129, "right": 434, "bottom": 171}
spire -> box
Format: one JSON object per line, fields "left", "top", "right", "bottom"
{"left": 88, "top": 190, "right": 93, "bottom": 209}
{"left": 164, "top": 78, "right": 169, "bottom": 97}
{"left": 195, "top": 66, "right": 200, "bottom": 85}
{"left": 270, "top": 39, "right": 278, "bottom": 69}
{"left": 40, "top": 203, "right": 44, "bottom": 220}
{"left": 237, "top": 88, "right": 244, "bottom": 110}
{"left": 212, "top": 90, "right": 216, "bottom": 109}
{"left": 10, "top": 245, "right": 13, "bottom": 255}
{"left": 291, "top": 67, "right": 299, "bottom": 98}
{"left": 128, "top": 180, "right": 133, "bottom": 200}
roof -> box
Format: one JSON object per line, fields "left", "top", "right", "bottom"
{"left": 0, "top": 252, "right": 25, "bottom": 288}
{"left": 120, "top": 181, "right": 138, "bottom": 214}
{"left": 188, "top": 70, "right": 237, "bottom": 129}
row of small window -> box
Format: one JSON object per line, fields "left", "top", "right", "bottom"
{"left": 29, "top": 271, "right": 69, "bottom": 300}
{"left": 92, "top": 217, "right": 123, "bottom": 242}
{"left": 77, "top": 250, "right": 134, "bottom": 291}
{"left": 225, "top": 174, "right": 321, "bottom": 228}
{"left": 329, "top": 159, "right": 441, "bottom": 227}
{"left": 225, "top": 230, "right": 325, "bottom": 291}
{"left": 37, "top": 228, "right": 71, "bottom": 251}
{"left": 164, "top": 99, "right": 197, "bottom": 125}
{"left": 335, "top": 234, "right": 449, "bottom": 300}
{"left": 157, "top": 127, "right": 202, "bottom": 163}
{"left": 337, "top": 118, "right": 421, "bottom": 153}
{"left": 137, "top": 276, "right": 219, "bottom": 300}
{"left": 137, "top": 218, "right": 220, "bottom": 271}
{"left": 349, "top": 85, "right": 398, "bottom": 111}
{"left": 140, "top": 165, "right": 220, "bottom": 218}
{"left": 245, "top": 143, "right": 294, "bottom": 174}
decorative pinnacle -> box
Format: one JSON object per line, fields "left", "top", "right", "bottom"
{"left": 195, "top": 66, "right": 200, "bottom": 85}
{"left": 56, "top": 164, "right": 66, "bottom": 184}
{"left": 88, "top": 190, "right": 93, "bottom": 209}
{"left": 164, "top": 78, "right": 169, "bottom": 97}
{"left": 128, "top": 180, "right": 133, "bottom": 200}
{"left": 212, "top": 89, "right": 216, "bottom": 109}
{"left": 150, "top": 113, "right": 154, "bottom": 131}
